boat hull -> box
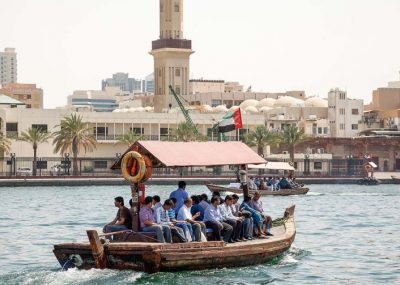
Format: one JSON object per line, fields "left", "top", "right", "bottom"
{"left": 53, "top": 206, "right": 296, "bottom": 273}
{"left": 206, "top": 184, "right": 309, "bottom": 196}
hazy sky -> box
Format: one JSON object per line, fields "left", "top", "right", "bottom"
{"left": 1, "top": 0, "right": 399, "bottom": 108}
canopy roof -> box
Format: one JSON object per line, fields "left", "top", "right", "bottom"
{"left": 248, "top": 162, "right": 296, "bottom": 171}
{"left": 111, "top": 141, "right": 266, "bottom": 169}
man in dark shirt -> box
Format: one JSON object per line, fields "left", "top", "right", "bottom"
{"left": 103, "top": 196, "right": 132, "bottom": 237}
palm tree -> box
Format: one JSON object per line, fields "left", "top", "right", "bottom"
{"left": 19, "top": 128, "right": 53, "bottom": 176}
{"left": 169, "top": 122, "right": 206, "bottom": 142}
{"left": 53, "top": 114, "right": 96, "bottom": 176}
{"left": 244, "top": 125, "right": 278, "bottom": 157}
{"left": 117, "top": 131, "right": 144, "bottom": 147}
{"left": 0, "top": 133, "right": 11, "bottom": 155}
{"left": 279, "top": 125, "right": 307, "bottom": 163}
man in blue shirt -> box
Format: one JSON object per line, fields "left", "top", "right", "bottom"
{"left": 204, "top": 196, "right": 233, "bottom": 243}
{"left": 169, "top": 181, "right": 189, "bottom": 215}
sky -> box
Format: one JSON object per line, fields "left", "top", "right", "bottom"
{"left": 1, "top": 0, "right": 399, "bottom": 108}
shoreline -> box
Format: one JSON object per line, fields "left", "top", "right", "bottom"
{"left": 0, "top": 176, "right": 397, "bottom": 187}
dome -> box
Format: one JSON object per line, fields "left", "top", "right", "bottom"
{"left": 214, "top": 105, "right": 229, "bottom": 113}
{"left": 121, "top": 108, "right": 129, "bottom": 113}
{"left": 136, "top": 107, "right": 145, "bottom": 112}
{"left": 257, "top": 98, "right": 276, "bottom": 108}
{"left": 200, "top": 105, "right": 213, "bottom": 113}
{"left": 128, "top": 107, "right": 136, "bottom": 112}
{"left": 305, "top": 97, "right": 328, "bottom": 108}
{"left": 245, "top": 106, "right": 258, "bottom": 114}
{"left": 112, "top": 109, "right": 121, "bottom": 113}
{"left": 240, "top": 99, "right": 259, "bottom": 109}
{"left": 274, "top": 96, "right": 305, "bottom": 108}
{"left": 259, "top": 106, "right": 273, "bottom": 113}
{"left": 230, "top": 106, "right": 240, "bottom": 111}
{"left": 144, "top": 106, "right": 154, "bottom": 112}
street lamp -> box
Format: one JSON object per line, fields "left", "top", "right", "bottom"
{"left": 64, "top": 153, "right": 70, "bottom": 176}
{"left": 10, "top": 153, "right": 16, "bottom": 176}
{"left": 346, "top": 155, "right": 354, "bottom": 176}
{"left": 304, "top": 154, "right": 310, "bottom": 175}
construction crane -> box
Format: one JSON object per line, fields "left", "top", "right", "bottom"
{"left": 168, "top": 85, "right": 199, "bottom": 135}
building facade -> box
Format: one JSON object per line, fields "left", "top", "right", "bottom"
{"left": 101, "top": 73, "right": 142, "bottom": 93}
{"left": 0, "top": 83, "right": 43, "bottom": 109}
{"left": 0, "top": 48, "right": 17, "bottom": 87}
{"left": 144, "top": 73, "right": 155, "bottom": 93}
{"left": 328, "top": 89, "right": 363, "bottom": 138}
{"left": 67, "top": 87, "right": 120, "bottom": 112}
{"left": 151, "top": 0, "right": 194, "bottom": 112}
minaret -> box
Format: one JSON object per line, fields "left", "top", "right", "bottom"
{"left": 150, "top": 0, "right": 194, "bottom": 112}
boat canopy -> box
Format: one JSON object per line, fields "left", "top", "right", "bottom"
{"left": 248, "top": 162, "right": 296, "bottom": 171}
{"left": 111, "top": 141, "right": 266, "bottom": 169}
{"left": 367, "top": 161, "right": 378, "bottom": 168}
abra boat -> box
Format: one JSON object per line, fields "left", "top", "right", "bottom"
{"left": 53, "top": 141, "right": 297, "bottom": 273}
{"left": 206, "top": 183, "right": 309, "bottom": 196}
{"left": 391, "top": 176, "right": 400, "bottom": 184}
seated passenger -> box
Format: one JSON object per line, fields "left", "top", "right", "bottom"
{"left": 219, "top": 195, "right": 244, "bottom": 243}
{"left": 249, "top": 192, "right": 273, "bottom": 236}
{"left": 204, "top": 197, "right": 233, "bottom": 243}
{"left": 155, "top": 199, "right": 187, "bottom": 243}
{"left": 190, "top": 195, "right": 204, "bottom": 221}
{"left": 199, "top": 194, "right": 210, "bottom": 210}
{"left": 139, "top": 196, "right": 170, "bottom": 243}
{"left": 231, "top": 194, "right": 253, "bottom": 240}
{"left": 103, "top": 196, "right": 132, "bottom": 239}
{"left": 254, "top": 177, "right": 261, "bottom": 189}
{"left": 177, "top": 198, "right": 207, "bottom": 242}
{"left": 279, "top": 177, "right": 292, "bottom": 189}
{"left": 168, "top": 197, "right": 192, "bottom": 241}
{"left": 152, "top": 195, "right": 162, "bottom": 211}
{"left": 248, "top": 177, "right": 258, "bottom": 190}
{"left": 240, "top": 196, "right": 265, "bottom": 238}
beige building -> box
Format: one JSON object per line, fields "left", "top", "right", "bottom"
{"left": 0, "top": 48, "right": 17, "bottom": 86}
{"left": 0, "top": 83, "right": 43, "bottom": 109}
{"left": 189, "top": 79, "right": 225, "bottom": 94}
{"left": 151, "top": 0, "right": 193, "bottom": 112}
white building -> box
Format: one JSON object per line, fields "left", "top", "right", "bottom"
{"left": 0, "top": 48, "right": 17, "bottom": 87}
{"left": 67, "top": 87, "right": 122, "bottom": 112}
{"left": 328, "top": 89, "right": 363, "bottom": 138}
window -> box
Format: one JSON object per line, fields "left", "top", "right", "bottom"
{"left": 94, "top": 161, "right": 108, "bottom": 169}
{"left": 211, "top": 100, "right": 221, "bottom": 107}
{"left": 6, "top": 123, "right": 18, "bottom": 132}
{"left": 318, "top": 127, "right": 322, "bottom": 134}
{"left": 352, "top": 109, "right": 359, "bottom": 115}
{"left": 239, "top": 129, "right": 249, "bottom": 141}
{"left": 175, "top": 68, "right": 181, "bottom": 77}
{"left": 314, "top": 162, "right": 322, "bottom": 170}
{"left": 27, "top": 104, "right": 32, "bottom": 109}
{"left": 340, "top": 124, "right": 345, "bottom": 130}
{"left": 175, "top": 86, "right": 181, "bottom": 95}
{"left": 339, "top": 108, "right": 345, "bottom": 115}
{"left": 174, "top": 3, "right": 180, "bottom": 12}
{"left": 160, "top": 128, "right": 169, "bottom": 136}
{"left": 32, "top": 124, "right": 48, "bottom": 133}
{"left": 94, "top": 127, "right": 108, "bottom": 135}
{"left": 352, "top": 124, "right": 358, "bottom": 130}
{"left": 323, "top": 127, "right": 328, "bottom": 134}
{"left": 130, "top": 128, "right": 144, "bottom": 135}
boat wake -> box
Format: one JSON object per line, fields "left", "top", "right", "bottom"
{"left": 270, "top": 245, "right": 312, "bottom": 267}
{"left": 306, "top": 192, "right": 324, "bottom": 196}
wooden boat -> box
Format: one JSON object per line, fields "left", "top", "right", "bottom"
{"left": 206, "top": 183, "right": 309, "bottom": 196}
{"left": 53, "top": 141, "right": 297, "bottom": 272}
{"left": 391, "top": 176, "right": 400, "bottom": 184}
{"left": 53, "top": 205, "right": 296, "bottom": 273}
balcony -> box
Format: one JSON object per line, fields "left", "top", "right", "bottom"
{"left": 152, "top": 39, "right": 192, "bottom": 50}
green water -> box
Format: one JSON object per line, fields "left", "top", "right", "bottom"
{"left": 0, "top": 184, "right": 399, "bottom": 284}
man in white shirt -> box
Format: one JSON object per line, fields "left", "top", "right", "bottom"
{"left": 177, "top": 198, "right": 207, "bottom": 242}
{"left": 155, "top": 199, "right": 187, "bottom": 243}
{"left": 220, "top": 195, "right": 244, "bottom": 242}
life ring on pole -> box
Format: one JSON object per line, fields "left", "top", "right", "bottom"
{"left": 364, "top": 164, "right": 372, "bottom": 172}
{"left": 121, "top": 151, "right": 146, "bottom": 184}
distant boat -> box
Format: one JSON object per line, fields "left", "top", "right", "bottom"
{"left": 391, "top": 176, "right": 400, "bottom": 184}
{"left": 206, "top": 183, "right": 309, "bottom": 196}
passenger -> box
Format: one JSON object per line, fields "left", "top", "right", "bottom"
{"left": 249, "top": 192, "right": 273, "bottom": 236}
{"left": 248, "top": 177, "right": 257, "bottom": 190}
{"left": 279, "top": 177, "right": 292, "bottom": 189}
{"left": 199, "top": 194, "right": 210, "bottom": 210}
{"left": 152, "top": 195, "right": 162, "bottom": 210}
{"left": 190, "top": 195, "right": 204, "bottom": 221}
{"left": 155, "top": 199, "right": 187, "bottom": 243}
{"left": 168, "top": 197, "right": 192, "bottom": 241}
{"left": 103, "top": 196, "right": 132, "bottom": 238}
{"left": 231, "top": 194, "right": 253, "bottom": 240}
{"left": 219, "top": 195, "right": 244, "bottom": 243}
{"left": 204, "top": 196, "right": 233, "bottom": 243}
{"left": 259, "top": 178, "right": 266, "bottom": 190}
{"left": 212, "top": 191, "right": 224, "bottom": 205}
{"left": 254, "top": 177, "right": 261, "bottom": 189}
{"left": 177, "top": 198, "right": 207, "bottom": 242}
{"left": 139, "top": 196, "right": 168, "bottom": 243}
{"left": 240, "top": 196, "right": 266, "bottom": 238}
{"left": 169, "top": 181, "right": 189, "bottom": 214}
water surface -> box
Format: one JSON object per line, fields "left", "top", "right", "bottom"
{"left": 0, "top": 184, "right": 399, "bottom": 284}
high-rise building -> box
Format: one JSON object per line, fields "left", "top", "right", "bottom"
{"left": 0, "top": 48, "right": 17, "bottom": 86}
{"left": 101, "top": 73, "right": 142, "bottom": 93}
{"left": 328, "top": 89, "right": 363, "bottom": 138}
{"left": 150, "top": 0, "right": 194, "bottom": 112}
{"left": 0, "top": 83, "right": 43, "bottom": 109}
{"left": 144, "top": 73, "right": 154, "bottom": 93}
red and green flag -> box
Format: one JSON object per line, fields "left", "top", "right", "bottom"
{"left": 218, "top": 108, "right": 243, "bottom": 133}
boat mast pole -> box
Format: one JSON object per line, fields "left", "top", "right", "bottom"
{"left": 131, "top": 183, "right": 140, "bottom": 232}
{"left": 240, "top": 164, "right": 249, "bottom": 199}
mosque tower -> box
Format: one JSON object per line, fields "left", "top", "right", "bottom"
{"left": 150, "top": 0, "right": 194, "bottom": 112}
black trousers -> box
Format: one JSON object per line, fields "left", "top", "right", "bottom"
{"left": 224, "top": 219, "right": 242, "bottom": 240}
{"left": 205, "top": 221, "right": 233, "bottom": 242}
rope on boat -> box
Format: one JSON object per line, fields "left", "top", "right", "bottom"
{"left": 271, "top": 217, "right": 288, "bottom": 227}
{"left": 61, "top": 259, "right": 73, "bottom": 271}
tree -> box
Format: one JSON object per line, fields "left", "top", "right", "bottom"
{"left": 53, "top": 114, "right": 96, "bottom": 176}
{"left": 244, "top": 125, "right": 278, "bottom": 157}
{"left": 117, "top": 131, "right": 144, "bottom": 147}
{"left": 169, "top": 122, "right": 206, "bottom": 142}
{"left": 19, "top": 128, "right": 53, "bottom": 176}
{"left": 279, "top": 125, "right": 307, "bottom": 163}
{"left": 0, "top": 133, "right": 11, "bottom": 155}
